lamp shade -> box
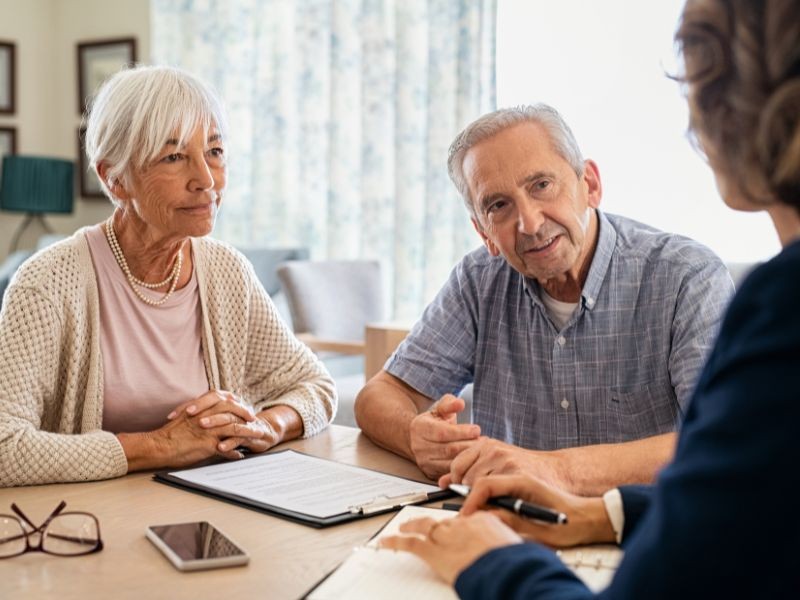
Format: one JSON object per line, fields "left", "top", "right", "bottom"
{"left": 0, "top": 155, "right": 74, "bottom": 214}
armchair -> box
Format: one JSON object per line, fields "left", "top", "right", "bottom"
{"left": 277, "top": 260, "right": 384, "bottom": 426}
{"left": 237, "top": 246, "right": 309, "bottom": 326}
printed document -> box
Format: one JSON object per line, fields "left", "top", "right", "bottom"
{"left": 166, "top": 450, "right": 441, "bottom": 519}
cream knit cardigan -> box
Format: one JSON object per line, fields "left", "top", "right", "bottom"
{"left": 0, "top": 230, "right": 336, "bottom": 487}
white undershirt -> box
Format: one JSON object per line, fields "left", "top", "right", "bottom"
{"left": 540, "top": 290, "right": 579, "bottom": 331}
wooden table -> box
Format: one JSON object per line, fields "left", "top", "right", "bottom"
{"left": 0, "top": 425, "right": 440, "bottom": 600}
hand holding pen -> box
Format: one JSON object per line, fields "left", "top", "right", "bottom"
{"left": 452, "top": 475, "right": 617, "bottom": 549}
{"left": 449, "top": 483, "right": 568, "bottom": 524}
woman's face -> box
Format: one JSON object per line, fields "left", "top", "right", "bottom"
{"left": 117, "top": 124, "right": 227, "bottom": 239}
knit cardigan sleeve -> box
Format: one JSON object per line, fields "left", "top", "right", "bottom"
{"left": 245, "top": 281, "right": 338, "bottom": 435}
{"left": 196, "top": 240, "right": 337, "bottom": 436}
{"left": 0, "top": 240, "right": 128, "bottom": 487}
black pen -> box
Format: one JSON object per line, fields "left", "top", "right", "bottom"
{"left": 449, "top": 483, "right": 568, "bottom": 524}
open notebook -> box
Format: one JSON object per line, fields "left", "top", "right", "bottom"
{"left": 305, "top": 506, "right": 623, "bottom": 599}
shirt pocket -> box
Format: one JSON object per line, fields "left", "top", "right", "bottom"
{"left": 606, "top": 378, "right": 680, "bottom": 443}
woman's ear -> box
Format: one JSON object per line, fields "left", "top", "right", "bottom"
{"left": 96, "top": 162, "right": 132, "bottom": 201}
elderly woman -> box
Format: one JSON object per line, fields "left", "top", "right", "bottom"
{"left": 382, "top": 0, "right": 800, "bottom": 597}
{"left": 0, "top": 66, "right": 336, "bottom": 487}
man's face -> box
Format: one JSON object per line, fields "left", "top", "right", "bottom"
{"left": 463, "top": 122, "right": 601, "bottom": 286}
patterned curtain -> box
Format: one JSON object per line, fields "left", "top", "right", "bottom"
{"left": 151, "top": 0, "right": 496, "bottom": 319}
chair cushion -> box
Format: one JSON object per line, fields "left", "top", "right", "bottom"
{"left": 238, "top": 247, "right": 310, "bottom": 296}
{"left": 277, "top": 260, "right": 384, "bottom": 341}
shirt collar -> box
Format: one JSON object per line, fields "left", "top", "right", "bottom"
{"left": 522, "top": 209, "right": 616, "bottom": 312}
{"left": 580, "top": 209, "right": 616, "bottom": 311}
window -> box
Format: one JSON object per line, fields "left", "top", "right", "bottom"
{"left": 497, "top": 0, "right": 778, "bottom": 264}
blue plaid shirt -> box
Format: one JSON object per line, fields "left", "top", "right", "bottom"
{"left": 386, "top": 211, "right": 734, "bottom": 450}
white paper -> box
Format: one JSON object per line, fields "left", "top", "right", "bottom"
{"left": 309, "top": 506, "right": 458, "bottom": 600}
{"left": 310, "top": 506, "right": 622, "bottom": 599}
{"left": 556, "top": 545, "right": 623, "bottom": 592}
{"left": 167, "top": 450, "right": 441, "bottom": 519}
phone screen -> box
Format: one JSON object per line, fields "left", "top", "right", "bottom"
{"left": 148, "top": 522, "right": 246, "bottom": 561}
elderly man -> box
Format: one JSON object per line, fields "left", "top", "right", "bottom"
{"left": 354, "top": 104, "right": 733, "bottom": 496}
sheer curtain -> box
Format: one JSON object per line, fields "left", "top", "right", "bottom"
{"left": 151, "top": 0, "right": 496, "bottom": 319}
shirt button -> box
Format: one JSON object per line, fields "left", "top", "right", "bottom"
{"left": 561, "top": 398, "right": 570, "bottom": 409}
{"left": 557, "top": 336, "right": 566, "bottom": 346}
{"left": 586, "top": 297, "right": 595, "bottom": 308}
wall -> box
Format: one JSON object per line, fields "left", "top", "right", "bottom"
{"left": 0, "top": 0, "right": 150, "bottom": 261}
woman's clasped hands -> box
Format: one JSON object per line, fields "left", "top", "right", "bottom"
{"left": 157, "top": 390, "right": 280, "bottom": 466}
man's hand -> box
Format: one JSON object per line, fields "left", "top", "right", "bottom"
{"left": 408, "top": 394, "right": 481, "bottom": 480}
{"left": 438, "top": 437, "right": 572, "bottom": 492}
{"left": 380, "top": 513, "right": 522, "bottom": 585}
{"left": 460, "top": 475, "right": 615, "bottom": 548}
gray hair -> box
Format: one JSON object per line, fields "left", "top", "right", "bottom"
{"left": 447, "top": 104, "right": 585, "bottom": 216}
{"left": 84, "top": 65, "right": 228, "bottom": 203}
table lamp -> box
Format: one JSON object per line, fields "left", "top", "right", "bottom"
{"left": 0, "top": 155, "right": 74, "bottom": 253}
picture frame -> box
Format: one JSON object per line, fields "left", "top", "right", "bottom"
{"left": 77, "top": 127, "right": 105, "bottom": 198}
{"left": 0, "top": 126, "right": 15, "bottom": 155}
{"left": 0, "top": 126, "right": 16, "bottom": 181}
{"left": 77, "top": 37, "right": 137, "bottom": 114}
{"left": 0, "top": 40, "right": 15, "bottom": 114}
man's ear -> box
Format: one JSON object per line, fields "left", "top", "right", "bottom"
{"left": 582, "top": 159, "right": 602, "bottom": 209}
{"left": 96, "top": 162, "right": 132, "bottom": 201}
{"left": 471, "top": 216, "right": 500, "bottom": 256}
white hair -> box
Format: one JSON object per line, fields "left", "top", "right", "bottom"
{"left": 84, "top": 65, "right": 228, "bottom": 203}
{"left": 447, "top": 104, "right": 585, "bottom": 216}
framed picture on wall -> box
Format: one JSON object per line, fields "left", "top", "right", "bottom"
{"left": 0, "top": 126, "right": 15, "bottom": 154}
{"left": 77, "top": 127, "right": 105, "bottom": 198}
{"left": 0, "top": 126, "right": 16, "bottom": 180}
{"left": 0, "top": 40, "right": 15, "bottom": 114}
{"left": 77, "top": 37, "right": 137, "bottom": 114}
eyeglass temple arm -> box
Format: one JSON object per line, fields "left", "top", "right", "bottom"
{"left": 0, "top": 530, "right": 27, "bottom": 544}
{"left": 45, "top": 531, "right": 101, "bottom": 546}
{"left": 11, "top": 500, "right": 67, "bottom": 532}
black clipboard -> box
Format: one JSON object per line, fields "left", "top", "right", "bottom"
{"left": 153, "top": 449, "right": 453, "bottom": 528}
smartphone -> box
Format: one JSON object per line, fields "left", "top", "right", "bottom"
{"left": 146, "top": 521, "right": 249, "bottom": 571}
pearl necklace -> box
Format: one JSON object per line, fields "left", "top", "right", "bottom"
{"left": 104, "top": 218, "right": 183, "bottom": 307}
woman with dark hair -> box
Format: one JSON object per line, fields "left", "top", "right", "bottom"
{"left": 381, "top": 1, "right": 800, "bottom": 597}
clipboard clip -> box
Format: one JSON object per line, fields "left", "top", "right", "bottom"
{"left": 348, "top": 491, "right": 431, "bottom": 515}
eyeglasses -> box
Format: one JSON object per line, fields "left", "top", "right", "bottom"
{"left": 0, "top": 500, "right": 103, "bottom": 558}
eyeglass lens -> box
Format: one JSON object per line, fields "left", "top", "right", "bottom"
{"left": 44, "top": 514, "right": 100, "bottom": 555}
{"left": 0, "top": 516, "right": 26, "bottom": 557}
{"left": 0, "top": 512, "right": 100, "bottom": 557}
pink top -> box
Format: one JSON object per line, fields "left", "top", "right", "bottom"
{"left": 85, "top": 224, "right": 209, "bottom": 433}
